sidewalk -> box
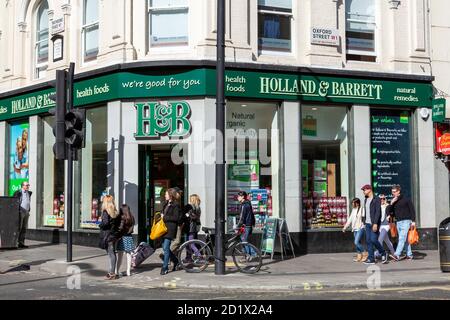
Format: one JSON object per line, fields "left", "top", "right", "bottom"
{"left": 1, "top": 240, "right": 449, "bottom": 291}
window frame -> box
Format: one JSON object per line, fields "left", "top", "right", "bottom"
{"left": 257, "top": 1, "right": 293, "bottom": 54}
{"left": 34, "top": 1, "right": 49, "bottom": 79}
{"left": 147, "top": 0, "right": 189, "bottom": 49}
{"left": 81, "top": 0, "right": 99, "bottom": 65}
{"left": 345, "top": 0, "right": 377, "bottom": 61}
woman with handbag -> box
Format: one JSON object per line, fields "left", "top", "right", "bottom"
{"left": 99, "top": 195, "right": 121, "bottom": 280}
{"left": 183, "top": 194, "right": 202, "bottom": 263}
{"left": 160, "top": 188, "right": 182, "bottom": 275}
{"left": 342, "top": 198, "right": 367, "bottom": 262}
{"left": 375, "top": 195, "right": 396, "bottom": 260}
{"left": 115, "top": 204, "right": 135, "bottom": 277}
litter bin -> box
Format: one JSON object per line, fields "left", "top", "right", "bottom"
{"left": 439, "top": 217, "right": 450, "bottom": 272}
{"left": 0, "top": 196, "right": 20, "bottom": 249}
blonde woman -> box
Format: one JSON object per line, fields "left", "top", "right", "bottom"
{"left": 99, "top": 195, "right": 121, "bottom": 280}
{"left": 183, "top": 194, "right": 202, "bottom": 263}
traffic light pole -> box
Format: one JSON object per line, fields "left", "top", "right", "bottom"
{"left": 215, "top": 0, "right": 226, "bottom": 275}
{"left": 66, "top": 63, "right": 75, "bottom": 263}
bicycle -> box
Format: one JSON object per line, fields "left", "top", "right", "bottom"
{"left": 177, "top": 225, "right": 262, "bottom": 274}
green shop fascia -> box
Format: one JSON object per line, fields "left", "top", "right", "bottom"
{"left": 0, "top": 67, "right": 433, "bottom": 123}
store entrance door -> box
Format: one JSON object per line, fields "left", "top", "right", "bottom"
{"left": 138, "top": 145, "right": 186, "bottom": 243}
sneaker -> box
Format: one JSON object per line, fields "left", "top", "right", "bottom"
{"left": 398, "top": 255, "right": 406, "bottom": 261}
{"left": 363, "top": 260, "right": 376, "bottom": 265}
{"left": 406, "top": 256, "right": 413, "bottom": 261}
{"left": 381, "top": 253, "right": 389, "bottom": 264}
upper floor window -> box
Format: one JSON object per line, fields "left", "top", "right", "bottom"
{"left": 148, "top": 0, "right": 189, "bottom": 48}
{"left": 346, "top": 0, "right": 376, "bottom": 62}
{"left": 35, "top": 1, "right": 49, "bottom": 79}
{"left": 82, "top": 0, "right": 99, "bottom": 63}
{"left": 258, "top": 0, "right": 292, "bottom": 53}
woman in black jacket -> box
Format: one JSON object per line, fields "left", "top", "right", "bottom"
{"left": 160, "top": 188, "right": 182, "bottom": 275}
{"left": 98, "top": 195, "right": 121, "bottom": 280}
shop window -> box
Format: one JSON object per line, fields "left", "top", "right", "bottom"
{"left": 82, "top": 0, "right": 99, "bottom": 63}
{"left": 226, "top": 101, "right": 280, "bottom": 233}
{"left": 302, "top": 106, "right": 349, "bottom": 230}
{"left": 41, "top": 117, "right": 65, "bottom": 228}
{"left": 148, "top": 0, "right": 188, "bottom": 47}
{"left": 74, "top": 106, "right": 107, "bottom": 229}
{"left": 8, "top": 121, "right": 30, "bottom": 195}
{"left": 345, "top": 0, "right": 376, "bottom": 62}
{"left": 258, "top": 0, "right": 292, "bottom": 52}
{"left": 35, "top": 1, "right": 49, "bottom": 78}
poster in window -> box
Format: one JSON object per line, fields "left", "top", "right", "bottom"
{"left": 9, "top": 122, "right": 30, "bottom": 195}
{"left": 371, "top": 110, "right": 412, "bottom": 199}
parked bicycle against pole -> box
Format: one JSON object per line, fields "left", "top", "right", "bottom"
{"left": 177, "top": 225, "right": 262, "bottom": 274}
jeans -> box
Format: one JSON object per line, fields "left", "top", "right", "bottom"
{"left": 365, "top": 224, "right": 386, "bottom": 262}
{"left": 240, "top": 226, "right": 256, "bottom": 256}
{"left": 375, "top": 225, "right": 395, "bottom": 257}
{"left": 106, "top": 242, "right": 117, "bottom": 274}
{"left": 162, "top": 238, "right": 179, "bottom": 271}
{"left": 18, "top": 209, "right": 30, "bottom": 246}
{"left": 395, "top": 220, "right": 413, "bottom": 258}
{"left": 187, "top": 233, "right": 200, "bottom": 259}
{"left": 353, "top": 228, "right": 365, "bottom": 254}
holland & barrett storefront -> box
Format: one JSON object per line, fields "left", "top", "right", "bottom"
{"left": 0, "top": 62, "right": 438, "bottom": 252}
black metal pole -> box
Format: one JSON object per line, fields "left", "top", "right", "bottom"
{"left": 67, "top": 63, "right": 75, "bottom": 263}
{"left": 215, "top": 0, "right": 226, "bottom": 275}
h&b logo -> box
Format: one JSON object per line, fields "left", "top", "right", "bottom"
{"left": 135, "top": 101, "right": 191, "bottom": 139}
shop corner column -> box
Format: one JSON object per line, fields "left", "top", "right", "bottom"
{"left": 416, "top": 111, "right": 438, "bottom": 227}
{"left": 28, "top": 116, "right": 39, "bottom": 230}
{"left": 352, "top": 105, "right": 371, "bottom": 199}
{"left": 283, "top": 101, "right": 301, "bottom": 232}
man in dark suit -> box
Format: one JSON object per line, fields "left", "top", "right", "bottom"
{"left": 13, "top": 182, "right": 32, "bottom": 248}
{"left": 361, "top": 184, "right": 388, "bottom": 265}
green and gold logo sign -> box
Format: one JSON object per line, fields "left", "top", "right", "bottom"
{"left": 135, "top": 101, "right": 192, "bottom": 139}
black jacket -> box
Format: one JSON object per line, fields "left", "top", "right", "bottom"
{"left": 184, "top": 204, "right": 201, "bottom": 234}
{"left": 364, "top": 196, "right": 382, "bottom": 227}
{"left": 98, "top": 210, "right": 121, "bottom": 249}
{"left": 13, "top": 189, "right": 32, "bottom": 212}
{"left": 118, "top": 213, "right": 135, "bottom": 237}
{"left": 237, "top": 200, "right": 255, "bottom": 228}
{"left": 162, "top": 201, "right": 182, "bottom": 240}
{"left": 388, "top": 194, "right": 416, "bottom": 222}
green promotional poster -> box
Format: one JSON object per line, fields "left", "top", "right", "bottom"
{"left": 261, "top": 218, "right": 278, "bottom": 254}
{"left": 227, "top": 160, "right": 259, "bottom": 188}
{"left": 9, "top": 122, "right": 29, "bottom": 195}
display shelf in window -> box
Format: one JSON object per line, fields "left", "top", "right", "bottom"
{"left": 303, "top": 196, "right": 347, "bottom": 230}
{"left": 44, "top": 193, "right": 65, "bottom": 227}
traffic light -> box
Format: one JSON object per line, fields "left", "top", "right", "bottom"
{"left": 48, "top": 70, "right": 68, "bottom": 160}
{"left": 65, "top": 108, "right": 86, "bottom": 149}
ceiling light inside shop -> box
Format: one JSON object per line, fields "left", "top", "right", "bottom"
{"left": 312, "top": 107, "right": 318, "bottom": 111}
{"left": 241, "top": 104, "right": 247, "bottom": 107}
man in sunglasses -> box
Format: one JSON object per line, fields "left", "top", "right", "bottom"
{"left": 13, "top": 181, "right": 32, "bottom": 248}
{"left": 388, "top": 184, "right": 416, "bottom": 261}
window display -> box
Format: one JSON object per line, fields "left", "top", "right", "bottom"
{"left": 74, "top": 106, "right": 107, "bottom": 229}
{"left": 301, "top": 106, "right": 349, "bottom": 230}
{"left": 226, "top": 102, "right": 280, "bottom": 232}
{"left": 41, "top": 116, "right": 65, "bottom": 227}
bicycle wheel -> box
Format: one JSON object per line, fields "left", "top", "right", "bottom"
{"left": 177, "top": 239, "right": 212, "bottom": 273}
{"left": 232, "top": 242, "right": 262, "bottom": 274}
